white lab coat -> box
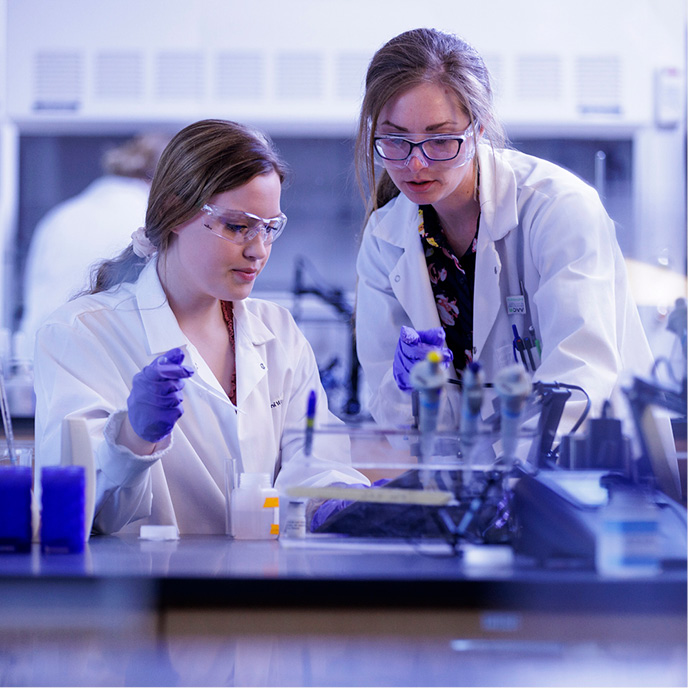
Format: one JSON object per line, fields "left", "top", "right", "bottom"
{"left": 21, "top": 176, "right": 150, "bottom": 350}
{"left": 356, "top": 144, "right": 655, "bottom": 436}
{"left": 34, "top": 258, "right": 367, "bottom": 535}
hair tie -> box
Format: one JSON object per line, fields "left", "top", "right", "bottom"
{"left": 131, "top": 227, "right": 156, "bottom": 259}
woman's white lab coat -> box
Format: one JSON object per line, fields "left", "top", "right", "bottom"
{"left": 34, "top": 258, "right": 366, "bottom": 535}
{"left": 356, "top": 144, "right": 655, "bottom": 436}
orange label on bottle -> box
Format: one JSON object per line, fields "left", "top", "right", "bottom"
{"left": 270, "top": 524, "right": 280, "bottom": 535}
{"left": 263, "top": 497, "right": 279, "bottom": 508}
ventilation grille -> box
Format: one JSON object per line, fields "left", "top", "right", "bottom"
{"left": 575, "top": 56, "right": 622, "bottom": 114}
{"left": 516, "top": 55, "right": 562, "bottom": 100}
{"left": 275, "top": 53, "right": 324, "bottom": 99}
{"left": 94, "top": 52, "right": 144, "bottom": 100}
{"left": 482, "top": 54, "right": 504, "bottom": 100}
{"left": 33, "top": 51, "right": 82, "bottom": 110}
{"left": 155, "top": 52, "right": 205, "bottom": 100}
{"left": 334, "top": 53, "right": 368, "bottom": 100}
{"left": 25, "top": 46, "right": 631, "bottom": 125}
{"left": 216, "top": 53, "right": 265, "bottom": 100}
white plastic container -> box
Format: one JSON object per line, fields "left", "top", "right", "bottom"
{"left": 230, "top": 472, "right": 280, "bottom": 540}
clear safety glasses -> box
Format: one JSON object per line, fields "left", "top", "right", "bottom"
{"left": 201, "top": 204, "right": 287, "bottom": 245}
{"left": 373, "top": 125, "right": 476, "bottom": 164}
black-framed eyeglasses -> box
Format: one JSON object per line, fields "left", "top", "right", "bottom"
{"left": 373, "top": 127, "right": 475, "bottom": 162}
{"left": 201, "top": 204, "right": 287, "bottom": 245}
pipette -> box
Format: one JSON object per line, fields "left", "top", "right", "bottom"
{"left": 494, "top": 364, "right": 532, "bottom": 464}
{"left": 459, "top": 361, "right": 484, "bottom": 483}
{"left": 409, "top": 349, "right": 448, "bottom": 463}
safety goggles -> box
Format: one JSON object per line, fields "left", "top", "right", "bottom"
{"left": 373, "top": 125, "right": 475, "bottom": 163}
{"left": 201, "top": 204, "right": 287, "bottom": 245}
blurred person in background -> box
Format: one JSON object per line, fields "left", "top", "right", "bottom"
{"left": 19, "top": 133, "right": 170, "bottom": 353}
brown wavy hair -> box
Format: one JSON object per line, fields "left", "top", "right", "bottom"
{"left": 88, "top": 119, "right": 287, "bottom": 294}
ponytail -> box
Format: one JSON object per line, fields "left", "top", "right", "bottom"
{"left": 87, "top": 245, "right": 147, "bottom": 295}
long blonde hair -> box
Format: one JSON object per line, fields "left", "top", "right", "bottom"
{"left": 355, "top": 28, "right": 506, "bottom": 215}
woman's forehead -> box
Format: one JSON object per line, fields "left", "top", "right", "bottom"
{"left": 378, "top": 82, "right": 468, "bottom": 131}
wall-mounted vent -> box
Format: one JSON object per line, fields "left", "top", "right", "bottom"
{"left": 33, "top": 51, "right": 82, "bottom": 110}
{"left": 216, "top": 53, "right": 265, "bottom": 100}
{"left": 155, "top": 52, "right": 205, "bottom": 100}
{"left": 275, "top": 53, "right": 324, "bottom": 99}
{"left": 516, "top": 55, "right": 562, "bottom": 100}
{"left": 94, "top": 52, "right": 144, "bottom": 100}
{"left": 334, "top": 53, "right": 368, "bottom": 101}
{"left": 575, "top": 56, "right": 622, "bottom": 114}
{"left": 482, "top": 54, "right": 505, "bottom": 100}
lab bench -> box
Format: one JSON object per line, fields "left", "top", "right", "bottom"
{"left": 0, "top": 534, "right": 685, "bottom": 687}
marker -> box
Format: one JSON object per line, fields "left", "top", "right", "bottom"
{"left": 512, "top": 324, "right": 528, "bottom": 369}
{"left": 304, "top": 390, "right": 316, "bottom": 456}
{"left": 523, "top": 337, "right": 536, "bottom": 370}
{"left": 528, "top": 325, "right": 541, "bottom": 357}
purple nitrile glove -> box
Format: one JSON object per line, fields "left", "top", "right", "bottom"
{"left": 127, "top": 347, "right": 194, "bottom": 443}
{"left": 393, "top": 326, "right": 453, "bottom": 392}
{"left": 310, "top": 479, "right": 391, "bottom": 532}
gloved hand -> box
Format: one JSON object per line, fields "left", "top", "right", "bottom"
{"left": 393, "top": 326, "right": 453, "bottom": 392}
{"left": 309, "top": 479, "right": 390, "bottom": 532}
{"left": 127, "top": 348, "right": 194, "bottom": 443}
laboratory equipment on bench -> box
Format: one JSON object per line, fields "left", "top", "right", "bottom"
{"left": 409, "top": 349, "right": 448, "bottom": 462}
{"left": 284, "top": 357, "right": 541, "bottom": 548}
{"left": 513, "top": 327, "right": 686, "bottom": 571}
{"left": 293, "top": 255, "right": 361, "bottom": 418}
{"left": 459, "top": 361, "right": 484, "bottom": 483}
{"left": 622, "top": 297, "right": 686, "bottom": 503}
{"left": 281, "top": 350, "right": 686, "bottom": 573}
{"left": 0, "top": 359, "right": 32, "bottom": 553}
{"left": 494, "top": 364, "right": 533, "bottom": 463}
{"left": 0, "top": 358, "right": 18, "bottom": 464}
{"left": 40, "top": 466, "right": 86, "bottom": 553}
{"left": 230, "top": 472, "right": 280, "bottom": 540}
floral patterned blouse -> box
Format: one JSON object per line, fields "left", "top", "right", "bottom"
{"left": 418, "top": 205, "right": 478, "bottom": 372}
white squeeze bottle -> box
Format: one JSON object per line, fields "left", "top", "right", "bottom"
{"left": 230, "top": 472, "right": 280, "bottom": 540}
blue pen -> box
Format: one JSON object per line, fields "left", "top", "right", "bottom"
{"left": 304, "top": 390, "right": 316, "bottom": 456}
{"left": 512, "top": 324, "right": 528, "bottom": 369}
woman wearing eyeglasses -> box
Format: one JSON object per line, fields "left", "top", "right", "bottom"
{"left": 34, "top": 119, "right": 368, "bottom": 535}
{"left": 355, "top": 28, "right": 657, "bottom": 444}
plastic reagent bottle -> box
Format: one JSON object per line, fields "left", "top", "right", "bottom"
{"left": 230, "top": 472, "right": 280, "bottom": 540}
{"left": 596, "top": 488, "right": 660, "bottom": 577}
